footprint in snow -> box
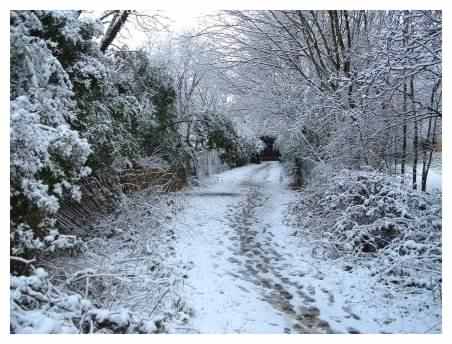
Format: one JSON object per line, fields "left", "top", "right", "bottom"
{"left": 227, "top": 257, "right": 241, "bottom": 264}
{"left": 307, "top": 285, "right": 316, "bottom": 295}
{"left": 237, "top": 285, "right": 251, "bottom": 293}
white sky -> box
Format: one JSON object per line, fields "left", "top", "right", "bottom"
{"left": 93, "top": 9, "right": 215, "bottom": 49}
{"left": 165, "top": 8, "right": 212, "bottom": 31}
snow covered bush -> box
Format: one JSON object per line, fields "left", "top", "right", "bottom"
{"left": 276, "top": 127, "right": 320, "bottom": 187}
{"left": 69, "top": 43, "right": 182, "bottom": 173}
{"left": 203, "top": 114, "right": 264, "bottom": 167}
{"left": 11, "top": 267, "right": 92, "bottom": 333}
{"left": 10, "top": 266, "right": 174, "bottom": 333}
{"left": 10, "top": 187, "right": 189, "bottom": 334}
{"left": 71, "top": 52, "right": 150, "bottom": 170}
{"left": 288, "top": 167, "right": 441, "bottom": 289}
{"left": 10, "top": 10, "right": 202, "bottom": 334}
{"left": 239, "top": 135, "right": 266, "bottom": 164}
{"left": 10, "top": 11, "right": 180, "bottom": 261}
{"left": 10, "top": 11, "right": 92, "bottom": 261}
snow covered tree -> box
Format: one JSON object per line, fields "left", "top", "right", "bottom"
{"left": 200, "top": 10, "right": 441, "bottom": 188}
{"left": 10, "top": 11, "right": 92, "bottom": 262}
{"left": 10, "top": 10, "right": 177, "bottom": 263}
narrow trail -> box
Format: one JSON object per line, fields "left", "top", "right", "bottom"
{"left": 174, "top": 162, "right": 332, "bottom": 333}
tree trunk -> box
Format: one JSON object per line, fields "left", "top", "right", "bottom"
{"left": 422, "top": 115, "right": 438, "bottom": 191}
{"left": 400, "top": 12, "right": 409, "bottom": 183}
{"left": 411, "top": 77, "right": 418, "bottom": 190}
{"left": 422, "top": 79, "right": 441, "bottom": 191}
{"left": 401, "top": 97, "right": 407, "bottom": 179}
{"left": 100, "top": 10, "right": 130, "bottom": 53}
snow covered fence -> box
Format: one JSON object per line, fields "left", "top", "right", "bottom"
{"left": 114, "top": 157, "right": 186, "bottom": 192}
{"left": 192, "top": 150, "right": 228, "bottom": 179}
{"left": 56, "top": 162, "right": 185, "bottom": 234}
{"left": 55, "top": 174, "right": 121, "bottom": 234}
{"left": 119, "top": 168, "right": 185, "bottom": 193}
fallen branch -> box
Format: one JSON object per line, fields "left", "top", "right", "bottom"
{"left": 149, "top": 289, "right": 170, "bottom": 317}
{"left": 10, "top": 256, "right": 36, "bottom": 265}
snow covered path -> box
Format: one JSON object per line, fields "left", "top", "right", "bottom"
{"left": 174, "top": 162, "right": 332, "bottom": 333}
{"left": 171, "top": 161, "right": 440, "bottom": 334}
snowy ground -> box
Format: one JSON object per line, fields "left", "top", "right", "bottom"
{"left": 33, "top": 161, "right": 440, "bottom": 333}
{"left": 171, "top": 162, "right": 441, "bottom": 333}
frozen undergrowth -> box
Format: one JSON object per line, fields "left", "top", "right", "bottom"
{"left": 287, "top": 166, "right": 441, "bottom": 316}
{"left": 11, "top": 188, "right": 191, "bottom": 334}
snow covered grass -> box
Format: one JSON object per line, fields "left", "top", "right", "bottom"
{"left": 11, "top": 187, "right": 191, "bottom": 334}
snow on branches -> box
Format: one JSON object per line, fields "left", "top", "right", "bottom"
{"left": 10, "top": 266, "right": 175, "bottom": 333}
{"left": 288, "top": 167, "right": 441, "bottom": 291}
{"left": 11, "top": 11, "right": 92, "bottom": 256}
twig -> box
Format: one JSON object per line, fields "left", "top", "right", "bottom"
{"left": 149, "top": 289, "right": 170, "bottom": 317}
{"left": 85, "top": 276, "right": 90, "bottom": 299}
{"left": 424, "top": 321, "right": 441, "bottom": 333}
{"left": 10, "top": 256, "right": 36, "bottom": 265}
{"left": 68, "top": 273, "right": 128, "bottom": 284}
